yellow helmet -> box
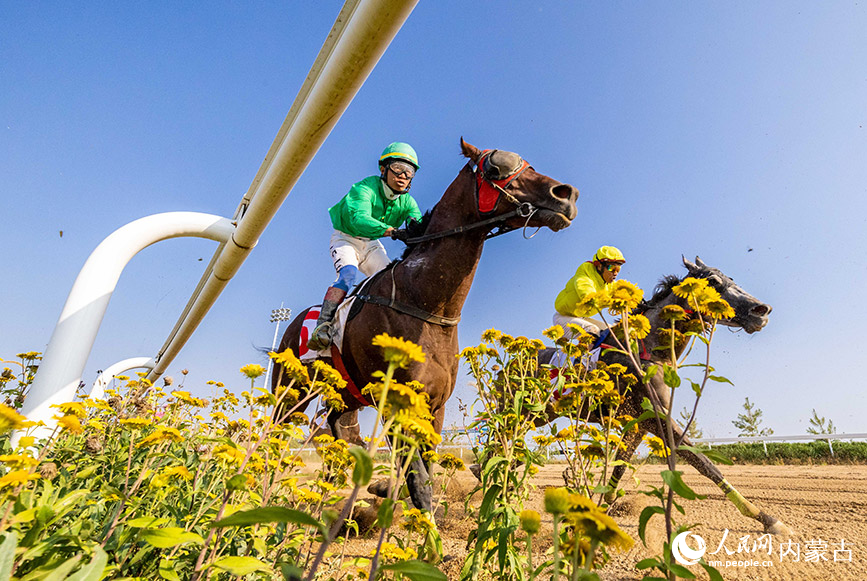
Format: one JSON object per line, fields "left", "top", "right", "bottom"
{"left": 594, "top": 246, "right": 625, "bottom": 264}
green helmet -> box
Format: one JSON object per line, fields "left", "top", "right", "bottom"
{"left": 379, "top": 142, "right": 419, "bottom": 169}
{"left": 594, "top": 246, "right": 625, "bottom": 264}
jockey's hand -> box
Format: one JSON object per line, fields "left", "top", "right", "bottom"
{"left": 390, "top": 228, "right": 409, "bottom": 242}
{"left": 383, "top": 227, "right": 396, "bottom": 238}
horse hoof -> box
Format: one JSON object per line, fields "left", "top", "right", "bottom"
{"left": 469, "top": 463, "right": 481, "bottom": 481}
{"left": 765, "top": 520, "right": 794, "bottom": 536}
{"left": 367, "top": 479, "right": 390, "bottom": 498}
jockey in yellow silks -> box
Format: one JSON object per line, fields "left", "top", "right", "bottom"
{"left": 553, "top": 245, "right": 626, "bottom": 346}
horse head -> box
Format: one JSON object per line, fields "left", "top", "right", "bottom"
{"left": 682, "top": 256, "right": 772, "bottom": 334}
{"left": 460, "top": 138, "right": 578, "bottom": 232}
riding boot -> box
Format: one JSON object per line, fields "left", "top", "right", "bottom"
{"left": 307, "top": 286, "right": 348, "bottom": 351}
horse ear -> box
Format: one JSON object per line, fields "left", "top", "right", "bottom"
{"left": 682, "top": 255, "right": 697, "bottom": 271}
{"left": 695, "top": 256, "right": 707, "bottom": 268}
{"left": 460, "top": 137, "right": 481, "bottom": 163}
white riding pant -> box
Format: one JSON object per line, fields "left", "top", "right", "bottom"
{"left": 551, "top": 312, "right": 608, "bottom": 338}
{"left": 329, "top": 230, "right": 391, "bottom": 278}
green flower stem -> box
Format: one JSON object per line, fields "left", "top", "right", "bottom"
{"left": 552, "top": 513, "right": 561, "bottom": 581}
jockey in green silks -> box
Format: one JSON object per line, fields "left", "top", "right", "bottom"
{"left": 553, "top": 245, "right": 626, "bottom": 347}
{"left": 307, "top": 142, "right": 423, "bottom": 351}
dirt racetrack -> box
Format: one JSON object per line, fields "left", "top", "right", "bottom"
{"left": 339, "top": 463, "right": 867, "bottom": 580}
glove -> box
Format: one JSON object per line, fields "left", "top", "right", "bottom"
{"left": 591, "top": 328, "right": 611, "bottom": 350}
{"left": 391, "top": 228, "right": 409, "bottom": 242}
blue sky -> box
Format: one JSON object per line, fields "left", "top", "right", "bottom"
{"left": 2, "top": 2, "right": 865, "bottom": 438}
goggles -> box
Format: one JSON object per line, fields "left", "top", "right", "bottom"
{"left": 387, "top": 161, "right": 416, "bottom": 180}
{"left": 603, "top": 263, "right": 622, "bottom": 274}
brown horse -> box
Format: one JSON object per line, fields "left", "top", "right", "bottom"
{"left": 272, "top": 138, "right": 578, "bottom": 511}
{"left": 537, "top": 256, "right": 792, "bottom": 535}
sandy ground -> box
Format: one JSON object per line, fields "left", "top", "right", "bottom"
{"left": 334, "top": 463, "right": 867, "bottom": 580}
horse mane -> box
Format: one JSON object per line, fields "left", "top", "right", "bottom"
{"left": 398, "top": 209, "right": 435, "bottom": 260}
{"left": 634, "top": 274, "right": 682, "bottom": 314}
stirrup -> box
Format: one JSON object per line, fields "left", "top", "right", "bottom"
{"left": 306, "top": 322, "right": 333, "bottom": 351}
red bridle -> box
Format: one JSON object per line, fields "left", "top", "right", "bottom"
{"left": 475, "top": 149, "right": 531, "bottom": 214}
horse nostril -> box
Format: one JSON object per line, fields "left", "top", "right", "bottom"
{"left": 551, "top": 184, "right": 577, "bottom": 201}
{"left": 751, "top": 304, "right": 772, "bottom": 317}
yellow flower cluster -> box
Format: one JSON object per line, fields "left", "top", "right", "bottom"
{"left": 371, "top": 334, "right": 426, "bottom": 368}
{"left": 672, "top": 277, "right": 735, "bottom": 319}
{"left": 376, "top": 542, "right": 417, "bottom": 563}
{"left": 269, "top": 349, "right": 310, "bottom": 385}
{"left": 136, "top": 426, "right": 184, "bottom": 449}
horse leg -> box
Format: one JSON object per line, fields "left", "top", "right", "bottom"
{"left": 603, "top": 427, "right": 646, "bottom": 504}
{"left": 672, "top": 428, "right": 793, "bottom": 535}
{"left": 330, "top": 409, "right": 363, "bottom": 446}
{"left": 404, "top": 448, "right": 433, "bottom": 512}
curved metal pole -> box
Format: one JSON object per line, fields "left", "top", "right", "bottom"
{"left": 91, "top": 357, "right": 156, "bottom": 401}
{"left": 19, "top": 212, "right": 234, "bottom": 440}
{"left": 146, "top": 0, "right": 419, "bottom": 382}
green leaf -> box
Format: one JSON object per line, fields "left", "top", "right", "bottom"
{"left": 678, "top": 445, "right": 734, "bottom": 465}
{"left": 41, "top": 555, "right": 82, "bottom": 581}
{"left": 213, "top": 507, "right": 326, "bottom": 535}
{"left": 65, "top": 547, "right": 108, "bottom": 581}
{"left": 0, "top": 533, "right": 17, "bottom": 581}
{"left": 700, "top": 560, "right": 725, "bottom": 581}
{"left": 689, "top": 380, "right": 702, "bottom": 397}
{"left": 660, "top": 470, "right": 706, "bottom": 501}
{"left": 377, "top": 498, "right": 395, "bottom": 529}
{"left": 635, "top": 557, "right": 660, "bottom": 570}
{"left": 349, "top": 446, "right": 373, "bottom": 486}
{"left": 708, "top": 375, "right": 734, "bottom": 385}
{"left": 667, "top": 562, "right": 696, "bottom": 578}
{"left": 127, "top": 516, "right": 170, "bottom": 528}
{"left": 379, "top": 559, "right": 448, "bottom": 581}
{"left": 225, "top": 473, "right": 247, "bottom": 491}
{"left": 279, "top": 563, "right": 304, "bottom": 581}
{"left": 210, "top": 556, "right": 270, "bottom": 576}
{"left": 642, "top": 365, "right": 658, "bottom": 385}
{"left": 638, "top": 505, "right": 664, "bottom": 545}
{"left": 157, "top": 559, "right": 181, "bottom": 581}
{"left": 663, "top": 364, "right": 681, "bottom": 388}
{"left": 141, "top": 527, "right": 204, "bottom": 548}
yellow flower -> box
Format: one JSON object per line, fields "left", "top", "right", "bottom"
{"left": 296, "top": 487, "right": 322, "bottom": 504}
{"left": 311, "top": 360, "right": 346, "bottom": 389}
{"left": 481, "top": 329, "right": 503, "bottom": 343}
{"left": 363, "top": 381, "right": 429, "bottom": 418}
{"left": 57, "top": 415, "right": 83, "bottom": 434}
{"left": 50, "top": 402, "right": 86, "bottom": 418}
{"left": 210, "top": 411, "right": 228, "bottom": 422}
{"left": 240, "top": 364, "right": 266, "bottom": 379}
{"left": 566, "top": 504, "right": 634, "bottom": 551}
{"left": 162, "top": 465, "right": 193, "bottom": 480}
{"left": 136, "top": 427, "right": 183, "bottom": 448}
{"left": 269, "top": 349, "right": 309, "bottom": 385}
{"left": 672, "top": 277, "right": 708, "bottom": 298}
{"left": 644, "top": 435, "right": 669, "bottom": 458}
{"left": 520, "top": 509, "right": 541, "bottom": 534}
{"left": 0, "top": 469, "right": 40, "bottom": 489}
{"left": 544, "top": 487, "right": 571, "bottom": 514}
{"left": 0, "top": 454, "right": 39, "bottom": 470}
{"left": 0, "top": 405, "right": 27, "bottom": 433}
{"left": 437, "top": 453, "right": 465, "bottom": 471}
{"left": 85, "top": 419, "right": 105, "bottom": 431}
{"left": 371, "top": 334, "right": 425, "bottom": 368}
{"left": 608, "top": 280, "right": 644, "bottom": 314}
{"left": 15, "top": 436, "right": 35, "bottom": 449}
{"left": 543, "top": 325, "right": 565, "bottom": 341}
{"left": 660, "top": 305, "right": 688, "bottom": 322}
{"left": 213, "top": 444, "right": 245, "bottom": 466}
{"left": 703, "top": 298, "right": 735, "bottom": 319}
{"left": 377, "top": 542, "right": 417, "bottom": 564}
{"left": 628, "top": 314, "right": 651, "bottom": 339}
{"left": 171, "top": 390, "right": 207, "bottom": 407}
{"left": 574, "top": 290, "right": 612, "bottom": 317}
{"left": 119, "top": 417, "right": 151, "bottom": 430}
{"left": 400, "top": 508, "right": 435, "bottom": 535}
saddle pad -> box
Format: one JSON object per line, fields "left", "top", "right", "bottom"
{"left": 299, "top": 296, "right": 356, "bottom": 361}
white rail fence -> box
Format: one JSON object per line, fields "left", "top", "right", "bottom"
{"left": 693, "top": 433, "right": 867, "bottom": 458}
{"left": 16, "top": 0, "right": 419, "bottom": 443}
